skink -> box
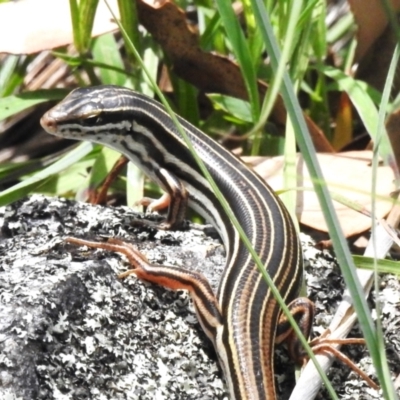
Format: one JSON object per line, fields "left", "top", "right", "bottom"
{"left": 40, "top": 85, "right": 313, "bottom": 400}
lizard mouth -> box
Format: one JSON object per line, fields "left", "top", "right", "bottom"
{"left": 40, "top": 112, "right": 58, "bottom": 134}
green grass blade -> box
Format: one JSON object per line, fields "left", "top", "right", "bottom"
{"left": 51, "top": 51, "right": 130, "bottom": 76}
{"left": 117, "top": 0, "right": 141, "bottom": 61}
{"left": 69, "top": 0, "right": 82, "bottom": 52}
{"left": 323, "top": 66, "right": 397, "bottom": 174}
{"left": 0, "top": 143, "right": 94, "bottom": 207}
{"left": 198, "top": 8, "right": 222, "bottom": 50}
{"left": 0, "top": 55, "right": 19, "bottom": 97}
{"left": 251, "top": 0, "right": 304, "bottom": 155}
{"left": 173, "top": 79, "right": 200, "bottom": 125}
{"left": 208, "top": 94, "right": 252, "bottom": 123}
{"left": 353, "top": 255, "right": 400, "bottom": 275}
{"left": 0, "top": 89, "right": 68, "bottom": 121}
{"left": 88, "top": 147, "right": 122, "bottom": 190}
{"left": 79, "top": 0, "right": 100, "bottom": 52}
{"left": 0, "top": 160, "right": 44, "bottom": 184}
{"left": 213, "top": 0, "right": 259, "bottom": 121}
{"left": 39, "top": 156, "right": 99, "bottom": 196}
{"left": 92, "top": 33, "right": 127, "bottom": 86}
{"left": 138, "top": 45, "right": 159, "bottom": 95}
{"left": 370, "top": 42, "right": 400, "bottom": 400}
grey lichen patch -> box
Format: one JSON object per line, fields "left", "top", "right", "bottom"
{"left": 0, "top": 195, "right": 226, "bottom": 400}
{"left": 301, "top": 234, "right": 348, "bottom": 331}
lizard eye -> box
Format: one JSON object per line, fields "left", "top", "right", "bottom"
{"left": 80, "top": 114, "right": 102, "bottom": 127}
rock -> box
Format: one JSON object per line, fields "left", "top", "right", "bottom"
{"left": 0, "top": 195, "right": 226, "bottom": 400}
{"left": 0, "top": 194, "right": 391, "bottom": 400}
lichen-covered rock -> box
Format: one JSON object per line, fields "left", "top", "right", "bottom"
{"left": 0, "top": 195, "right": 226, "bottom": 400}
{"left": 0, "top": 195, "right": 393, "bottom": 400}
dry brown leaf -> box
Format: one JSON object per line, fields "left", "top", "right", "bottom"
{"left": 0, "top": 0, "right": 119, "bottom": 54}
{"left": 243, "top": 151, "right": 395, "bottom": 237}
{"left": 355, "top": 24, "right": 400, "bottom": 94}
{"left": 332, "top": 92, "right": 353, "bottom": 151}
{"left": 349, "top": 0, "right": 400, "bottom": 62}
{"left": 138, "top": 0, "right": 249, "bottom": 99}
{"left": 348, "top": 0, "right": 400, "bottom": 62}
{"left": 350, "top": 0, "right": 400, "bottom": 95}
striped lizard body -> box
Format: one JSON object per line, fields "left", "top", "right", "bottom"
{"left": 41, "top": 85, "right": 311, "bottom": 400}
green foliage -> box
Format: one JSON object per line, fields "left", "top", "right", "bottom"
{"left": 0, "top": 143, "right": 95, "bottom": 206}
{"left": 0, "top": 89, "right": 67, "bottom": 120}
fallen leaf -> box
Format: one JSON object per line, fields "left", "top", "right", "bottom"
{"left": 350, "top": 0, "right": 400, "bottom": 95}
{"left": 332, "top": 92, "right": 353, "bottom": 151}
{"left": 243, "top": 150, "right": 395, "bottom": 236}
{"left": 0, "top": 0, "right": 119, "bottom": 54}
{"left": 355, "top": 24, "right": 400, "bottom": 94}
{"left": 349, "top": 0, "right": 400, "bottom": 62}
